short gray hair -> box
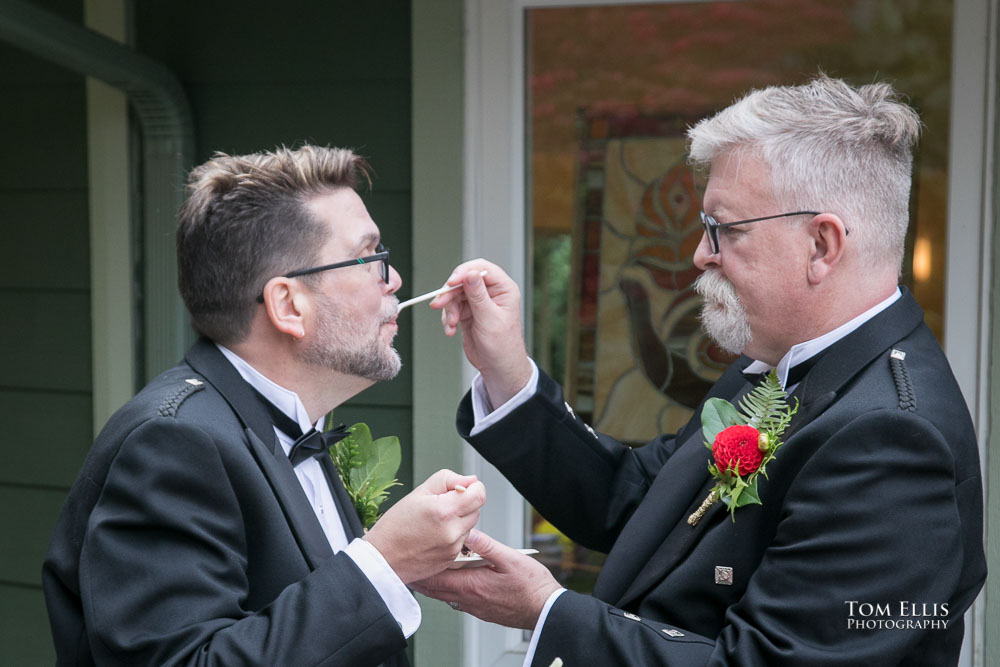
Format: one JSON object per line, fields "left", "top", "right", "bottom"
{"left": 687, "top": 74, "right": 921, "bottom": 272}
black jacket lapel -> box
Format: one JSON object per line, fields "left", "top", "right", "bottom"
{"left": 185, "top": 338, "right": 276, "bottom": 449}
{"left": 184, "top": 338, "right": 334, "bottom": 568}
{"left": 606, "top": 290, "right": 924, "bottom": 609}
{"left": 614, "top": 385, "right": 837, "bottom": 608}
{"left": 611, "top": 377, "right": 757, "bottom": 608}
{"left": 244, "top": 428, "right": 335, "bottom": 568}
{"left": 593, "top": 362, "right": 752, "bottom": 604}
{"left": 320, "top": 457, "right": 365, "bottom": 538}
{"left": 794, "top": 288, "right": 924, "bottom": 412}
{"left": 608, "top": 434, "right": 717, "bottom": 608}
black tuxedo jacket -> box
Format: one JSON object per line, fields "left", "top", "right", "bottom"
{"left": 43, "top": 339, "right": 409, "bottom": 666}
{"left": 459, "top": 290, "right": 986, "bottom": 666}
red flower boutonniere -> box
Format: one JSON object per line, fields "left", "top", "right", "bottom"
{"left": 688, "top": 370, "right": 798, "bottom": 525}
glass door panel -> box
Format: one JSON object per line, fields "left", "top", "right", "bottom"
{"left": 527, "top": 0, "right": 953, "bottom": 594}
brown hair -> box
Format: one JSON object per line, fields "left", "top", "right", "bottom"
{"left": 176, "top": 145, "right": 371, "bottom": 344}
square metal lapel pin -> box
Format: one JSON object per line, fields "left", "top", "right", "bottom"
{"left": 714, "top": 566, "right": 734, "bottom": 585}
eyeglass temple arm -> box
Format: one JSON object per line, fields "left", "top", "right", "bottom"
{"left": 713, "top": 210, "right": 820, "bottom": 228}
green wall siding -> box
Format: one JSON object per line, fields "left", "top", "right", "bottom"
{"left": 0, "top": 2, "right": 414, "bottom": 663}
{"left": 134, "top": 6, "right": 415, "bottom": 503}
{"left": 0, "top": 0, "right": 90, "bottom": 664}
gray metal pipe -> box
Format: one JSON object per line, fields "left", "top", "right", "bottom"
{"left": 0, "top": 0, "right": 194, "bottom": 381}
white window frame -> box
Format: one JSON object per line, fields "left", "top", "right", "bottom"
{"left": 86, "top": 0, "right": 134, "bottom": 432}
{"left": 463, "top": 0, "right": 994, "bottom": 664}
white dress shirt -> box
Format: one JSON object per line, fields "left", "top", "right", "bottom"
{"left": 469, "top": 287, "right": 902, "bottom": 665}
{"left": 217, "top": 345, "right": 420, "bottom": 637}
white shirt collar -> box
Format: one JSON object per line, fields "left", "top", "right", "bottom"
{"left": 216, "top": 344, "right": 321, "bottom": 440}
{"left": 743, "top": 287, "right": 902, "bottom": 389}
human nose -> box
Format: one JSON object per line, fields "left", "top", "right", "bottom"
{"left": 693, "top": 231, "right": 719, "bottom": 271}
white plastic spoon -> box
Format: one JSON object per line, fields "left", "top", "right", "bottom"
{"left": 396, "top": 270, "right": 488, "bottom": 312}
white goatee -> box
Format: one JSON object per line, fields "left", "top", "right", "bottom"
{"left": 693, "top": 270, "right": 752, "bottom": 355}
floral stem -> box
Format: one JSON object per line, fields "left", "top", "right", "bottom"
{"left": 687, "top": 489, "right": 718, "bottom": 526}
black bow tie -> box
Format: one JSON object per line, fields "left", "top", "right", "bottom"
{"left": 287, "top": 426, "right": 351, "bottom": 467}
{"left": 253, "top": 390, "right": 351, "bottom": 467}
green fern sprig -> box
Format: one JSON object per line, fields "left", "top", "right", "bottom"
{"left": 737, "top": 371, "right": 796, "bottom": 432}
{"left": 330, "top": 436, "right": 363, "bottom": 475}
{"left": 736, "top": 371, "right": 798, "bottom": 480}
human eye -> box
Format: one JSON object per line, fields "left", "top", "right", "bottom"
{"left": 360, "top": 244, "right": 382, "bottom": 268}
{"left": 357, "top": 241, "right": 379, "bottom": 259}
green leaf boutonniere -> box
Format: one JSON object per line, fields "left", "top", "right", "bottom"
{"left": 687, "top": 370, "right": 798, "bottom": 525}
{"left": 325, "top": 419, "right": 402, "bottom": 530}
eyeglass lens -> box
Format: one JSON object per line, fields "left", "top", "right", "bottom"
{"left": 374, "top": 244, "right": 389, "bottom": 283}
{"left": 700, "top": 212, "right": 720, "bottom": 254}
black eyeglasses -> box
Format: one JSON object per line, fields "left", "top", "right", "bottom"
{"left": 256, "top": 243, "right": 390, "bottom": 303}
{"left": 699, "top": 211, "right": 822, "bottom": 255}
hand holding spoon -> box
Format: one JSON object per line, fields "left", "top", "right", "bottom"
{"left": 396, "top": 270, "right": 487, "bottom": 312}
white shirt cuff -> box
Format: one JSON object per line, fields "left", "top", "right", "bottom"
{"left": 522, "top": 588, "right": 567, "bottom": 667}
{"left": 344, "top": 538, "right": 421, "bottom": 638}
{"left": 469, "top": 360, "right": 540, "bottom": 436}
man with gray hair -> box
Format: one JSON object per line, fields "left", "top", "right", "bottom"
{"left": 43, "top": 145, "right": 486, "bottom": 666}
{"left": 415, "top": 76, "right": 986, "bottom": 665}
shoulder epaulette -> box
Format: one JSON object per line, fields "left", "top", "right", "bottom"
{"left": 157, "top": 378, "right": 206, "bottom": 417}
{"left": 889, "top": 349, "right": 916, "bottom": 412}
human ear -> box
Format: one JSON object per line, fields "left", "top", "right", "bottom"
{"left": 806, "top": 213, "right": 848, "bottom": 285}
{"left": 261, "top": 277, "right": 307, "bottom": 340}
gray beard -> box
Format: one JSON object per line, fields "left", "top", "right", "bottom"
{"left": 300, "top": 296, "right": 401, "bottom": 382}
{"left": 693, "top": 270, "right": 752, "bottom": 356}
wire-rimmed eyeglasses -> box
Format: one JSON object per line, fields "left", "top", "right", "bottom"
{"left": 699, "top": 211, "right": 822, "bottom": 255}
{"left": 256, "top": 243, "right": 390, "bottom": 303}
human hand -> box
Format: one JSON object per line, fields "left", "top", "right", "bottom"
{"left": 364, "top": 469, "right": 486, "bottom": 585}
{"left": 430, "top": 259, "right": 533, "bottom": 406}
{"left": 410, "top": 528, "right": 561, "bottom": 630}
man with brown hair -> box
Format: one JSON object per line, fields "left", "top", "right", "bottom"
{"left": 43, "top": 145, "right": 485, "bottom": 666}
